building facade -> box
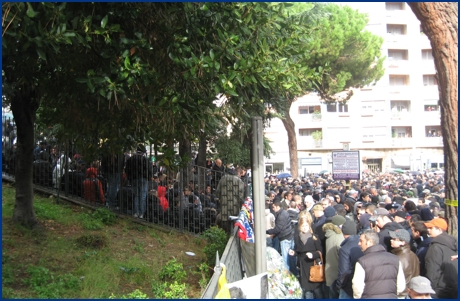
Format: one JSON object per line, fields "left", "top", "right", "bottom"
{"left": 264, "top": 2, "right": 444, "bottom": 176}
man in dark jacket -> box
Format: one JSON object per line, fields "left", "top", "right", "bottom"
{"left": 336, "top": 219, "right": 364, "bottom": 299}
{"left": 101, "top": 153, "right": 126, "bottom": 209}
{"left": 352, "top": 230, "right": 406, "bottom": 298}
{"left": 266, "top": 199, "right": 293, "bottom": 271}
{"left": 411, "top": 221, "right": 432, "bottom": 276}
{"left": 125, "top": 145, "right": 154, "bottom": 219}
{"left": 389, "top": 229, "right": 420, "bottom": 298}
{"left": 424, "top": 218, "right": 458, "bottom": 299}
{"left": 376, "top": 214, "right": 404, "bottom": 251}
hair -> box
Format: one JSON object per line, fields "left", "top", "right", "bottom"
{"left": 293, "top": 194, "right": 302, "bottom": 203}
{"left": 412, "top": 221, "right": 429, "bottom": 237}
{"left": 361, "top": 230, "right": 379, "bottom": 246}
{"left": 298, "top": 215, "right": 316, "bottom": 239}
{"left": 311, "top": 204, "right": 324, "bottom": 212}
{"left": 365, "top": 204, "right": 376, "bottom": 215}
{"left": 410, "top": 214, "right": 422, "bottom": 223}
{"left": 418, "top": 198, "right": 426, "bottom": 204}
{"left": 290, "top": 200, "right": 297, "bottom": 209}
{"left": 336, "top": 207, "right": 347, "bottom": 217}
{"left": 273, "top": 200, "right": 282, "bottom": 208}
{"left": 404, "top": 201, "right": 417, "bottom": 212}
{"left": 361, "top": 192, "right": 369, "bottom": 199}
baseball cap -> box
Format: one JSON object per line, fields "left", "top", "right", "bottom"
{"left": 424, "top": 218, "right": 448, "bottom": 231}
{"left": 392, "top": 211, "right": 407, "bottom": 220}
{"left": 408, "top": 276, "right": 436, "bottom": 294}
{"left": 385, "top": 202, "right": 401, "bottom": 211}
{"left": 389, "top": 229, "right": 411, "bottom": 243}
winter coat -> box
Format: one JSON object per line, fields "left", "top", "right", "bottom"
{"left": 266, "top": 208, "right": 293, "bottom": 242}
{"left": 215, "top": 173, "right": 245, "bottom": 223}
{"left": 312, "top": 215, "right": 326, "bottom": 234}
{"left": 353, "top": 244, "right": 405, "bottom": 299}
{"left": 287, "top": 208, "right": 299, "bottom": 223}
{"left": 292, "top": 228, "right": 323, "bottom": 292}
{"left": 315, "top": 216, "right": 334, "bottom": 259}
{"left": 378, "top": 221, "right": 404, "bottom": 251}
{"left": 337, "top": 235, "right": 364, "bottom": 297}
{"left": 83, "top": 167, "right": 105, "bottom": 203}
{"left": 425, "top": 232, "right": 458, "bottom": 298}
{"left": 414, "top": 236, "right": 432, "bottom": 276}
{"left": 322, "top": 223, "right": 345, "bottom": 286}
{"left": 391, "top": 244, "right": 420, "bottom": 297}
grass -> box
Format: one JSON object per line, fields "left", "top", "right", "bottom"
{"left": 2, "top": 183, "right": 209, "bottom": 298}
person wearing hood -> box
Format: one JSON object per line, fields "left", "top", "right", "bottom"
{"left": 83, "top": 166, "right": 105, "bottom": 203}
{"left": 337, "top": 219, "right": 364, "bottom": 299}
{"left": 411, "top": 221, "right": 432, "bottom": 277}
{"left": 420, "top": 207, "right": 434, "bottom": 221}
{"left": 389, "top": 229, "right": 420, "bottom": 298}
{"left": 376, "top": 214, "right": 404, "bottom": 251}
{"left": 342, "top": 199, "right": 355, "bottom": 223}
{"left": 424, "top": 218, "right": 458, "bottom": 299}
{"left": 357, "top": 212, "right": 371, "bottom": 234}
{"left": 322, "top": 215, "right": 345, "bottom": 299}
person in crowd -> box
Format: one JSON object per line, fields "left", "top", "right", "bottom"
{"left": 101, "top": 153, "right": 126, "bottom": 210}
{"left": 125, "top": 145, "right": 154, "bottom": 219}
{"left": 83, "top": 166, "right": 105, "bottom": 203}
{"left": 336, "top": 219, "right": 364, "bottom": 299}
{"left": 303, "top": 195, "right": 315, "bottom": 212}
{"left": 211, "top": 158, "right": 225, "bottom": 189}
{"left": 411, "top": 221, "right": 432, "bottom": 277}
{"left": 311, "top": 203, "right": 326, "bottom": 232}
{"left": 389, "top": 229, "right": 420, "bottom": 298}
{"left": 352, "top": 230, "right": 406, "bottom": 299}
{"left": 266, "top": 200, "right": 294, "bottom": 271}
{"left": 316, "top": 206, "right": 337, "bottom": 253}
{"left": 281, "top": 191, "right": 293, "bottom": 210}
{"left": 287, "top": 200, "right": 299, "bottom": 225}
{"left": 293, "top": 194, "right": 304, "bottom": 212}
{"left": 424, "top": 218, "right": 458, "bottom": 299}
{"left": 323, "top": 215, "right": 346, "bottom": 299}
{"left": 215, "top": 166, "right": 245, "bottom": 232}
{"left": 289, "top": 214, "right": 324, "bottom": 299}
{"left": 420, "top": 207, "right": 434, "bottom": 221}
{"left": 265, "top": 202, "right": 276, "bottom": 248}
{"left": 376, "top": 214, "right": 404, "bottom": 251}
{"left": 393, "top": 210, "right": 412, "bottom": 233}
{"left": 407, "top": 276, "right": 436, "bottom": 299}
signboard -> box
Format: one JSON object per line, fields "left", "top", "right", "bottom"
{"left": 332, "top": 151, "right": 360, "bottom": 180}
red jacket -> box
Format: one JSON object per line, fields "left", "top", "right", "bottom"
{"left": 83, "top": 167, "right": 105, "bottom": 203}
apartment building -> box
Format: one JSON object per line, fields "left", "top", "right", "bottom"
{"left": 264, "top": 2, "right": 444, "bottom": 176}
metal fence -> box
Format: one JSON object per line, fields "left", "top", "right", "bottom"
{"left": 2, "top": 117, "right": 250, "bottom": 235}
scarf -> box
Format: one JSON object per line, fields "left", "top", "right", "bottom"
{"left": 300, "top": 230, "right": 312, "bottom": 245}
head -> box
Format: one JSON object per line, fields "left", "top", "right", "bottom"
{"left": 404, "top": 200, "right": 417, "bottom": 212}
{"left": 376, "top": 214, "right": 393, "bottom": 229}
{"left": 389, "top": 229, "right": 411, "bottom": 249}
{"left": 365, "top": 204, "right": 376, "bottom": 215}
{"left": 321, "top": 197, "right": 331, "bottom": 209}
{"left": 215, "top": 159, "right": 222, "bottom": 167}
{"left": 411, "top": 221, "right": 429, "bottom": 240}
{"left": 424, "top": 218, "right": 447, "bottom": 238}
{"left": 384, "top": 197, "right": 392, "bottom": 204}
{"left": 407, "top": 276, "right": 436, "bottom": 299}
{"left": 298, "top": 214, "right": 314, "bottom": 234}
{"left": 311, "top": 204, "right": 324, "bottom": 218}
{"left": 272, "top": 200, "right": 283, "bottom": 213}
{"left": 361, "top": 192, "right": 371, "bottom": 203}
{"left": 359, "top": 230, "right": 379, "bottom": 252}
{"left": 285, "top": 191, "right": 293, "bottom": 201}
{"left": 393, "top": 211, "right": 407, "bottom": 223}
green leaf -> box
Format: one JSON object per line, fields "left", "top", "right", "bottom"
{"left": 210, "top": 49, "right": 215, "bottom": 60}
{"left": 36, "top": 49, "right": 46, "bottom": 60}
{"left": 75, "top": 78, "right": 88, "bottom": 83}
{"left": 26, "top": 3, "right": 36, "bottom": 18}
{"left": 101, "top": 15, "right": 109, "bottom": 29}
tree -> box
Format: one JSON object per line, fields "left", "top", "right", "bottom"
{"left": 278, "top": 3, "right": 385, "bottom": 178}
{"left": 408, "top": 2, "right": 458, "bottom": 236}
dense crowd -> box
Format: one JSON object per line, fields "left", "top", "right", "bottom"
{"left": 263, "top": 170, "right": 457, "bottom": 299}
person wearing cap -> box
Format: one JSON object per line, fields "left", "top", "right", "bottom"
{"left": 125, "top": 145, "right": 154, "bottom": 219}
{"left": 394, "top": 210, "right": 412, "bottom": 233}
{"left": 376, "top": 214, "right": 404, "bottom": 251}
{"left": 406, "top": 276, "right": 435, "bottom": 299}
{"left": 352, "top": 230, "right": 406, "bottom": 299}
{"left": 390, "top": 229, "right": 420, "bottom": 298}
{"left": 423, "top": 218, "right": 458, "bottom": 298}
{"left": 322, "top": 215, "right": 346, "bottom": 299}
{"left": 337, "top": 219, "right": 364, "bottom": 299}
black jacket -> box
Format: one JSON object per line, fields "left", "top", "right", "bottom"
{"left": 336, "top": 235, "right": 364, "bottom": 297}
{"left": 125, "top": 153, "right": 153, "bottom": 180}
{"left": 415, "top": 236, "right": 432, "bottom": 276}
{"left": 266, "top": 208, "right": 293, "bottom": 242}
{"left": 425, "top": 232, "right": 458, "bottom": 298}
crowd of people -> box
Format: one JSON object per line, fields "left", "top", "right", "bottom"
{"left": 263, "top": 170, "right": 457, "bottom": 299}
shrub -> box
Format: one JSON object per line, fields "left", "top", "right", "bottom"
{"left": 23, "top": 266, "right": 81, "bottom": 298}
{"left": 109, "top": 289, "right": 148, "bottom": 299}
{"left": 92, "top": 208, "right": 117, "bottom": 225}
{"left": 76, "top": 233, "right": 108, "bottom": 249}
{"left": 200, "top": 227, "right": 228, "bottom": 267}
{"left": 159, "top": 258, "right": 186, "bottom": 283}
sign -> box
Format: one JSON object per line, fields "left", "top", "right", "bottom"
{"left": 332, "top": 151, "right": 360, "bottom": 180}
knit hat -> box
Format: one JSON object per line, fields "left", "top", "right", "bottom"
{"left": 392, "top": 211, "right": 406, "bottom": 220}
{"left": 389, "top": 229, "right": 411, "bottom": 243}
{"left": 424, "top": 218, "right": 448, "bottom": 231}
{"left": 408, "top": 276, "right": 436, "bottom": 294}
{"left": 342, "top": 219, "right": 357, "bottom": 235}
{"left": 332, "top": 215, "right": 346, "bottom": 226}
{"left": 324, "top": 206, "right": 336, "bottom": 218}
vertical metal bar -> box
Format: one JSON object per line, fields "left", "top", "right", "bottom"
{"left": 251, "top": 117, "right": 266, "bottom": 275}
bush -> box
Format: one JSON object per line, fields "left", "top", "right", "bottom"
{"left": 200, "top": 227, "right": 228, "bottom": 267}
{"left": 76, "top": 233, "right": 108, "bottom": 249}
{"left": 109, "top": 289, "right": 148, "bottom": 299}
{"left": 159, "top": 258, "right": 186, "bottom": 283}
{"left": 23, "top": 266, "right": 81, "bottom": 298}
{"left": 151, "top": 280, "right": 188, "bottom": 299}
{"left": 92, "top": 208, "right": 117, "bottom": 225}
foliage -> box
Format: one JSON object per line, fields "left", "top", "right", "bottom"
{"left": 151, "top": 280, "right": 189, "bottom": 299}
{"left": 92, "top": 208, "right": 117, "bottom": 225}
{"left": 312, "top": 130, "right": 323, "bottom": 141}
{"left": 159, "top": 258, "right": 187, "bottom": 283}
{"left": 78, "top": 214, "right": 104, "bottom": 230}
{"left": 23, "top": 266, "right": 81, "bottom": 298}
{"left": 76, "top": 233, "right": 108, "bottom": 249}
{"left": 201, "top": 226, "right": 228, "bottom": 267}
{"left": 109, "top": 289, "right": 148, "bottom": 299}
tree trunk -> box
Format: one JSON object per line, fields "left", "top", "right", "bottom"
{"left": 178, "top": 138, "right": 192, "bottom": 189}
{"left": 408, "top": 2, "right": 458, "bottom": 236}
{"left": 281, "top": 108, "right": 299, "bottom": 179}
{"left": 11, "top": 88, "right": 39, "bottom": 228}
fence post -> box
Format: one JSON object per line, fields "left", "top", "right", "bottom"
{"left": 251, "top": 117, "right": 267, "bottom": 275}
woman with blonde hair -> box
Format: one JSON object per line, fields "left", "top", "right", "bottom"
{"left": 289, "top": 214, "right": 324, "bottom": 299}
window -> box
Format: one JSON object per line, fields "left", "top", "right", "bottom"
{"left": 392, "top": 127, "right": 412, "bottom": 138}
{"left": 387, "top": 24, "right": 407, "bottom": 35}
{"left": 298, "top": 105, "right": 320, "bottom": 114}
{"left": 421, "top": 49, "right": 433, "bottom": 60}
{"left": 361, "top": 100, "right": 385, "bottom": 113}
{"left": 299, "top": 128, "right": 321, "bottom": 137}
{"left": 389, "top": 75, "right": 409, "bottom": 86}
{"left": 388, "top": 49, "right": 408, "bottom": 60}
{"left": 423, "top": 75, "right": 437, "bottom": 86}
{"left": 362, "top": 126, "right": 387, "bottom": 140}
{"left": 385, "top": 2, "right": 404, "bottom": 10}
{"left": 326, "top": 103, "right": 348, "bottom": 113}
{"left": 424, "top": 105, "right": 439, "bottom": 112}
{"left": 390, "top": 101, "right": 410, "bottom": 112}
{"left": 425, "top": 126, "right": 441, "bottom": 137}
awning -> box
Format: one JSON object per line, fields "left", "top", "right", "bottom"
{"left": 392, "top": 156, "right": 410, "bottom": 167}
